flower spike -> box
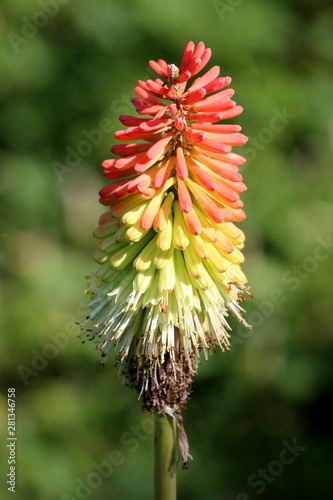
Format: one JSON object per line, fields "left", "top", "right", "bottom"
{"left": 79, "top": 41, "right": 252, "bottom": 466}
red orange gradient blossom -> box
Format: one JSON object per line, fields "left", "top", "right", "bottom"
{"left": 80, "top": 42, "right": 253, "bottom": 462}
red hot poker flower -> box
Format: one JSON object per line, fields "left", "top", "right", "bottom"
{"left": 80, "top": 42, "right": 252, "bottom": 465}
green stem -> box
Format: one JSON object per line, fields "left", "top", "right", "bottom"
{"left": 154, "top": 413, "right": 177, "bottom": 500}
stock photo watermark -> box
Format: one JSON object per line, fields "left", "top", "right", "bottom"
{"left": 241, "top": 107, "right": 297, "bottom": 163}
{"left": 17, "top": 302, "right": 86, "bottom": 386}
{"left": 61, "top": 416, "right": 154, "bottom": 500}
{"left": 52, "top": 103, "right": 296, "bottom": 182}
{"left": 232, "top": 234, "right": 333, "bottom": 347}
{"left": 213, "top": 0, "right": 243, "bottom": 21}
{"left": 52, "top": 63, "right": 155, "bottom": 183}
{"left": 17, "top": 234, "right": 332, "bottom": 382}
{"left": 52, "top": 63, "right": 154, "bottom": 183}
{"left": 235, "top": 438, "right": 306, "bottom": 499}
{"left": 7, "top": 0, "right": 70, "bottom": 54}
{"left": 5, "top": 388, "right": 17, "bottom": 493}
{"left": 52, "top": 118, "right": 115, "bottom": 182}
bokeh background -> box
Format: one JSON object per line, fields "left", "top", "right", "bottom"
{"left": 1, "top": 0, "right": 333, "bottom": 499}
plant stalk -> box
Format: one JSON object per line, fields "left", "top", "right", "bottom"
{"left": 154, "top": 413, "right": 177, "bottom": 500}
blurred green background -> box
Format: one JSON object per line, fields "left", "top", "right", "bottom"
{"left": 1, "top": 0, "right": 333, "bottom": 498}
